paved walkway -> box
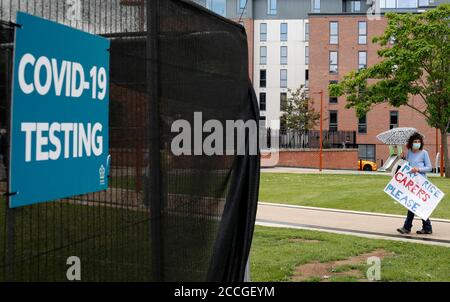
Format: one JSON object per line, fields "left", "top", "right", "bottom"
{"left": 261, "top": 166, "right": 444, "bottom": 177}
{"left": 256, "top": 202, "right": 450, "bottom": 247}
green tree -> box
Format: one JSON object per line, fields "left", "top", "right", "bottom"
{"left": 329, "top": 4, "right": 450, "bottom": 177}
{"left": 280, "top": 85, "right": 320, "bottom": 133}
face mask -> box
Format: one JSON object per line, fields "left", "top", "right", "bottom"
{"left": 412, "top": 143, "right": 421, "bottom": 150}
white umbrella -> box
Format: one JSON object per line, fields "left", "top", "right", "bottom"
{"left": 376, "top": 127, "right": 422, "bottom": 145}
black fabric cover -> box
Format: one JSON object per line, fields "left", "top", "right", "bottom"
{"left": 155, "top": 0, "right": 260, "bottom": 281}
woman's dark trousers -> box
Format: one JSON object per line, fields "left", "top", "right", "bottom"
{"left": 403, "top": 210, "right": 432, "bottom": 232}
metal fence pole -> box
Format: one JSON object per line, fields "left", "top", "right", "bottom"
{"left": 147, "top": 0, "right": 163, "bottom": 281}
{"left": 4, "top": 45, "right": 14, "bottom": 281}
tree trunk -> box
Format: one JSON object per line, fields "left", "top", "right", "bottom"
{"left": 440, "top": 128, "right": 450, "bottom": 178}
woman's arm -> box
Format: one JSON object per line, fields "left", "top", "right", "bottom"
{"left": 420, "top": 150, "right": 433, "bottom": 173}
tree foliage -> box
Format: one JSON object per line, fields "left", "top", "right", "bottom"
{"left": 280, "top": 85, "right": 320, "bottom": 132}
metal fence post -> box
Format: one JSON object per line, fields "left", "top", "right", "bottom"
{"left": 4, "top": 45, "right": 14, "bottom": 281}
{"left": 147, "top": 0, "right": 163, "bottom": 281}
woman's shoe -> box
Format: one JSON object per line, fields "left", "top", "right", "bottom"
{"left": 396, "top": 227, "right": 411, "bottom": 234}
{"left": 416, "top": 229, "right": 432, "bottom": 235}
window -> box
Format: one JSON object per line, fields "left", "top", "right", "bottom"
{"left": 280, "top": 93, "right": 288, "bottom": 110}
{"left": 267, "top": 0, "right": 277, "bottom": 15}
{"left": 380, "top": 0, "right": 418, "bottom": 8}
{"left": 280, "top": 69, "right": 287, "bottom": 88}
{"left": 206, "top": 0, "right": 226, "bottom": 17}
{"left": 305, "top": 22, "right": 309, "bottom": 41}
{"left": 390, "top": 111, "right": 399, "bottom": 129}
{"left": 312, "top": 0, "right": 321, "bottom": 13}
{"left": 329, "top": 22, "right": 338, "bottom": 44}
{"left": 329, "top": 51, "right": 338, "bottom": 73}
{"left": 397, "top": 0, "right": 418, "bottom": 8}
{"left": 305, "top": 70, "right": 309, "bottom": 89}
{"left": 280, "top": 23, "right": 288, "bottom": 41}
{"left": 259, "top": 93, "right": 266, "bottom": 111}
{"left": 351, "top": 1, "right": 361, "bottom": 12}
{"left": 358, "top": 51, "right": 367, "bottom": 70}
{"left": 329, "top": 111, "right": 338, "bottom": 132}
{"left": 260, "top": 23, "right": 267, "bottom": 41}
{"left": 358, "top": 114, "right": 367, "bottom": 133}
{"left": 358, "top": 21, "right": 367, "bottom": 44}
{"left": 305, "top": 46, "right": 309, "bottom": 65}
{"left": 359, "top": 144, "right": 376, "bottom": 162}
{"left": 329, "top": 80, "right": 338, "bottom": 103}
{"left": 260, "top": 46, "right": 267, "bottom": 65}
{"left": 380, "top": 0, "right": 396, "bottom": 8}
{"left": 280, "top": 46, "right": 288, "bottom": 65}
{"left": 260, "top": 70, "right": 266, "bottom": 88}
{"left": 419, "top": 0, "right": 430, "bottom": 6}
{"left": 238, "top": 0, "right": 247, "bottom": 14}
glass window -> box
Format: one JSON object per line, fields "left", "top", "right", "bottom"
{"left": 305, "top": 22, "right": 309, "bottom": 41}
{"left": 280, "top": 23, "right": 288, "bottom": 41}
{"left": 329, "top": 22, "right": 339, "bottom": 44}
{"left": 329, "top": 51, "right": 338, "bottom": 73}
{"left": 305, "top": 46, "right": 309, "bottom": 65}
{"left": 358, "top": 51, "right": 367, "bottom": 70}
{"left": 238, "top": 0, "right": 247, "bottom": 14}
{"left": 280, "top": 69, "right": 287, "bottom": 88}
{"left": 280, "top": 46, "right": 288, "bottom": 65}
{"left": 380, "top": 0, "right": 397, "bottom": 8}
{"left": 305, "top": 70, "right": 309, "bottom": 89}
{"left": 280, "top": 92, "right": 287, "bottom": 110}
{"left": 312, "top": 0, "right": 321, "bottom": 13}
{"left": 260, "top": 46, "right": 267, "bottom": 65}
{"left": 358, "top": 21, "right": 367, "bottom": 44}
{"left": 390, "top": 111, "right": 399, "bottom": 129}
{"left": 206, "top": 0, "right": 226, "bottom": 17}
{"left": 351, "top": 1, "right": 361, "bottom": 12}
{"left": 267, "top": 0, "right": 277, "bottom": 15}
{"left": 260, "top": 23, "right": 267, "bottom": 41}
{"left": 397, "top": 0, "right": 418, "bottom": 8}
{"left": 419, "top": 0, "right": 430, "bottom": 6}
{"left": 259, "top": 93, "right": 266, "bottom": 111}
{"left": 358, "top": 114, "right": 367, "bottom": 133}
{"left": 359, "top": 144, "right": 376, "bottom": 162}
{"left": 260, "top": 70, "right": 266, "bottom": 88}
{"left": 329, "top": 80, "right": 338, "bottom": 103}
{"left": 329, "top": 111, "right": 338, "bottom": 132}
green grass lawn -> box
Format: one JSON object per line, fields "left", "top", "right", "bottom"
{"left": 259, "top": 173, "right": 450, "bottom": 219}
{"left": 1, "top": 194, "right": 449, "bottom": 282}
{"left": 0, "top": 196, "right": 218, "bottom": 282}
{"left": 250, "top": 226, "right": 450, "bottom": 282}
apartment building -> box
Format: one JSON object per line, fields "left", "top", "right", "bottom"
{"left": 198, "top": 0, "right": 449, "bottom": 167}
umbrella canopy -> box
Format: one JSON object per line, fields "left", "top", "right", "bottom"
{"left": 376, "top": 127, "right": 422, "bottom": 145}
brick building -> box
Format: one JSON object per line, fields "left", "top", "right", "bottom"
{"left": 309, "top": 13, "right": 450, "bottom": 168}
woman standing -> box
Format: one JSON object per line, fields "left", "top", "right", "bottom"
{"left": 397, "top": 132, "right": 433, "bottom": 235}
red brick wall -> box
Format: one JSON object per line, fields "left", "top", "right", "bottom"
{"left": 232, "top": 18, "right": 254, "bottom": 82}
{"left": 262, "top": 149, "right": 359, "bottom": 170}
{"left": 309, "top": 15, "right": 450, "bottom": 169}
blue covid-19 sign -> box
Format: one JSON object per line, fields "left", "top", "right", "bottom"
{"left": 9, "top": 12, "right": 110, "bottom": 208}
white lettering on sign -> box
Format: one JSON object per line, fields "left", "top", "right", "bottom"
{"left": 17, "top": 53, "right": 107, "bottom": 100}
{"left": 21, "top": 122, "right": 103, "bottom": 162}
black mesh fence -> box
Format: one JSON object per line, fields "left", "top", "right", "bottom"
{"left": 0, "top": 0, "right": 259, "bottom": 282}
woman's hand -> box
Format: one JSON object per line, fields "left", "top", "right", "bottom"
{"left": 410, "top": 167, "right": 420, "bottom": 173}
